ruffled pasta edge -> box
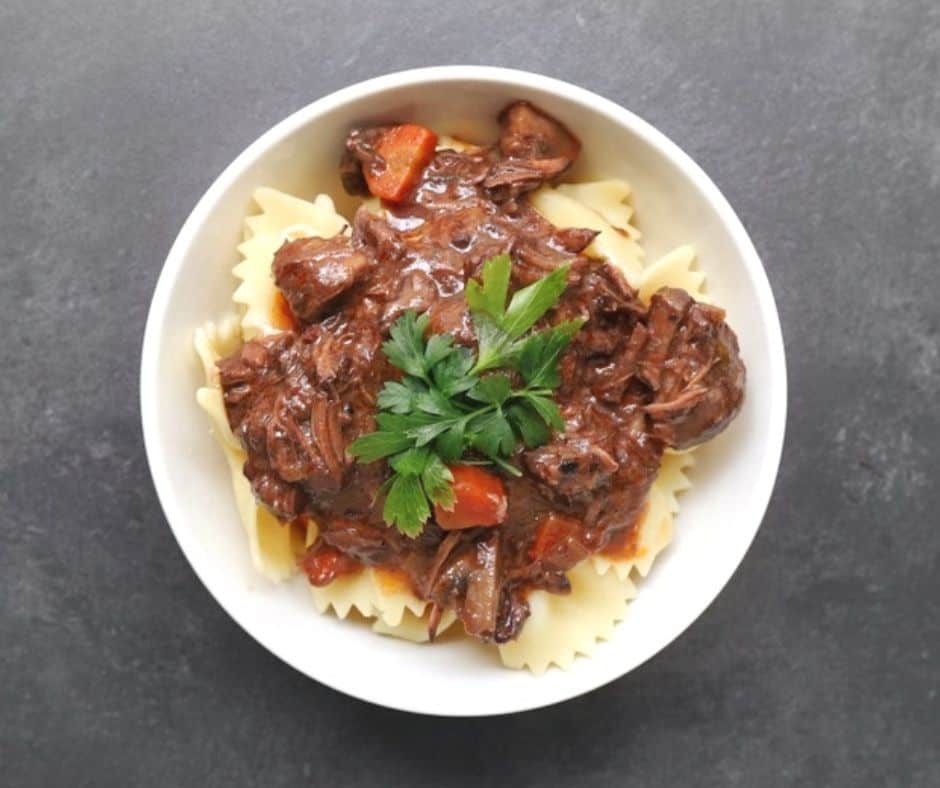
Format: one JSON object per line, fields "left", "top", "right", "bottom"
{"left": 195, "top": 180, "right": 709, "bottom": 672}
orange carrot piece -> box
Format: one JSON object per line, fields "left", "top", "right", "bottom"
{"left": 434, "top": 464, "right": 507, "bottom": 530}
{"left": 364, "top": 124, "right": 438, "bottom": 202}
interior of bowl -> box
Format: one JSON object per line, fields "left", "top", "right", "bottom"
{"left": 141, "top": 67, "right": 786, "bottom": 716}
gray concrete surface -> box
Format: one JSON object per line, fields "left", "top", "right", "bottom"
{"left": 1, "top": 1, "right": 938, "bottom": 785}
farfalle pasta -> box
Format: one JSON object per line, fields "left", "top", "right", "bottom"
{"left": 234, "top": 187, "right": 349, "bottom": 338}
{"left": 194, "top": 100, "right": 745, "bottom": 673}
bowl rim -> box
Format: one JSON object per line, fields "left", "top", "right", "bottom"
{"left": 140, "top": 65, "right": 787, "bottom": 716}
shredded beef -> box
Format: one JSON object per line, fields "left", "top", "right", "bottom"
{"left": 215, "top": 101, "right": 746, "bottom": 643}
{"left": 272, "top": 235, "right": 371, "bottom": 322}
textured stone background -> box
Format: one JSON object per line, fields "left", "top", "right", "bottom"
{"left": 2, "top": 1, "right": 938, "bottom": 785}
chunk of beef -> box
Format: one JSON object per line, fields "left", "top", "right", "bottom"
{"left": 524, "top": 407, "right": 663, "bottom": 542}
{"left": 273, "top": 235, "right": 371, "bottom": 322}
{"left": 352, "top": 205, "right": 404, "bottom": 264}
{"left": 426, "top": 532, "right": 510, "bottom": 641}
{"left": 496, "top": 202, "right": 595, "bottom": 285}
{"left": 593, "top": 410, "right": 664, "bottom": 533}
{"left": 298, "top": 314, "right": 389, "bottom": 401}
{"left": 588, "top": 323, "right": 648, "bottom": 403}
{"left": 342, "top": 126, "right": 391, "bottom": 192}
{"left": 636, "top": 287, "right": 690, "bottom": 391}
{"left": 553, "top": 226, "right": 600, "bottom": 255}
{"left": 483, "top": 156, "right": 571, "bottom": 201}
{"left": 524, "top": 436, "right": 619, "bottom": 503}
{"left": 421, "top": 531, "right": 463, "bottom": 600}
{"left": 243, "top": 454, "right": 304, "bottom": 518}
{"left": 352, "top": 205, "right": 468, "bottom": 327}
{"left": 498, "top": 101, "right": 581, "bottom": 162}
{"left": 216, "top": 332, "right": 292, "bottom": 433}
{"left": 525, "top": 513, "right": 591, "bottom": 572}
{"left": 350, "top": 150, "right": 597, "bottom": 307}
{"left": 641, "top": 288, "right": 746, "bottom": 450}
{"left": 339, "top": 148, "right": 369, "bottom": 196}
{"left": 550, "top": 263, "right": 647, "bottom": 403}
{"left": 416, "top": 149, "right": 494, "bottom": 203}
{"left": 425, "top": 293, "right": 475, "bottom": 345}
{"left": 483, "top": 102, "right": 581, "bottom": 200}
{"left": 319, "top": 517, "right": 399, "bottom": 564}
{"left": 216, "top": 334, "right": 310, "bottom": 516}
{"left": 561, "top": 265, "right": 645, "bottom": 354}
{"left": 494, "top": 585, "right": 531, "bottom": 643}
{"left": 216, "top": 318, "right": 387, "bottom": 518}
{"left": 461, "top": 533, "right": 501, "bottom": 640}
{"left": 578, "top": 264, "right": 646, "bottom": 317}
{"left": 308, "top": 393, "right": 346, "bottom": 481}
{"left": 380, "top": 269, "right": 439, "bottom": 326}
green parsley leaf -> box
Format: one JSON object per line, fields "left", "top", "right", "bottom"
{"left": 468, "top": 373, "right": 512, "bottom": 405}
{"left": 468, "top": 409, "right": 516, "bottom": 458}
{"left": 382, "top": 473, "right": 429, "bottom": 537}
{"left": 506, "top": 401, "right": 551, "bottom": 448}
{"left": 516, "top": 318, "right": 585, "bottom": 388}
{"left": 434, "top": 421, "right": 466, "bottom": 462}
{"left": 382, "top": 311, "right": 430, "bottom": 380}
{"left": 468, "top": 262, "right": 573, "bottom": 374}
{"left": 431, "top": 345, "right": 476, "bottom": 397}
{"left": 375, "top": 411, "right": 436, "bottom": 432}
{"left": 389, "top": 446, "right": 431, "bottom": 475}
{"left": 522, "top": 392, "right": 565, "bottom": 431}
{"left": 500, "top": 264, "right": 571, "bottom": 339}
{"left": 348, "top": 431, "right": 414, "bottom": 463}
{"left": 407, "top": 419, "right": 458, "bottom": 448}
{"left": 465, "top": 253, "right": 511, "bottom": 322}
{"left": 415, "top": 387, "right": 461, "bottom": 417}
{"left": 424, "top": 332, "right": 456, "bottom": 367}
{"left": 352, "top": 254, "right": 582, "bottom": 537}
{"left": 376, "top": 380, "right": 417, "bottom": 414}
{"left": 471, "top": 313, "right": 514, "bottom": 373}
{"left": 422, "top": 454, "right": 455, "bottom": 509}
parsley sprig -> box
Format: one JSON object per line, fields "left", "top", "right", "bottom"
{"left": 348, "top": 254, "right": 583, "bottom": 536}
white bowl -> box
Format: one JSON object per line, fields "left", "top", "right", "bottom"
{"left": 141, "top": 66, "right": 786, "bottom": 716}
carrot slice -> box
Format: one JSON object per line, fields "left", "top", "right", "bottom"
{"left": 364, "top": 124, "right": 438, "bottom": 202}
{"left": 271, "top": 291, "right": 299, "bottom": 332}
{"left": 434, "top": 464, "right": 507, "bottom": 530}
{"left": 529, "top": 512, "right": 587, "bottom": 568}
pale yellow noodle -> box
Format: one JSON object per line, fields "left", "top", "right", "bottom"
{"left": 196, "top": 173, "right": 709, "bottom": 672}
